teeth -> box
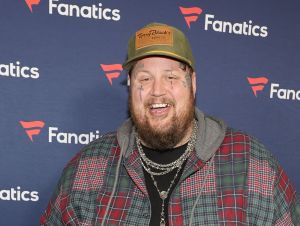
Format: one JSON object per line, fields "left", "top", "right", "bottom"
{"left": 150, "top": 103, "right": 169, "bottom": 109}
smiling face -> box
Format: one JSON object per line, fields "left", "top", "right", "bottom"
{"left": 129, "top": 56, "right": 196, "bottom": 150}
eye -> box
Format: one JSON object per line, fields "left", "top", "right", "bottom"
{"left": 138, "top": 77, "right": 151, "bottom": 84}
{"left": 167, "top": 73, "right": 178, "bottom": 80}
{"left": 137, "top": 75, "right": 152, "bottom": 83}
{"left": 140, "top": 77, "right": 150, "bottom": 81}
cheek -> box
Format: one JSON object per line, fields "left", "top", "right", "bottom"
{"left": 172, "top": 89, "right": 191, "bottom": 107}
{"left": 131, "top": 86, "right": 146, "bottom": 106}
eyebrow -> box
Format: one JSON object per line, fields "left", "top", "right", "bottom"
{"left": 134, "top": 69, "right": 151, "bottom": 74}
{"left": 135, "top": 68, "right": 176, "bottom": 73}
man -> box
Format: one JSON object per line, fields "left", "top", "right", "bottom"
{"left": 40, "top": 23, "right": 300, "bottom": 225}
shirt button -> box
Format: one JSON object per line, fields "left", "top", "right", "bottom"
{"left": 143, "top": 212, "right": 149, "bottom": 217}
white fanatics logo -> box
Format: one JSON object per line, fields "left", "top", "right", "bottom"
{"left": 0, "top": 61, "right": 40, "bottom": 79}
{"left": 204, "top": 14, "right": 268, "bottom": 38}
{"left": 0, "top": 186, "right": 39, "bottom": 202}
{"left": 49, "top": 0, "right": 121, "bottom": 21}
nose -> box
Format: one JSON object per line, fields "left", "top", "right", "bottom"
{"left": 150, "top": 78, "right": 166, "bottom": 97}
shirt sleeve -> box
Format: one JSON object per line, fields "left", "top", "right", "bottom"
{"left": 273, "top": 163, "right": 300, "bottom": 225}
{"left": 39, "top": 152, "right": 82, "bottom": 226}
{"left": 39, "top": 182, "right": 64, "bottom": 226}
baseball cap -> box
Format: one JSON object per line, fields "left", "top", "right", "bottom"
{"left": 123, "top": 22, "right": 195, "bottom": 72}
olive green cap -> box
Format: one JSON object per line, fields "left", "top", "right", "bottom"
{"left": 123, "top": 22, "right": 195, "bottom": 71}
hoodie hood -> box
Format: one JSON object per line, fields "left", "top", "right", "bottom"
{"left": 116, "top": 107, "right": 226, "bottom": 162}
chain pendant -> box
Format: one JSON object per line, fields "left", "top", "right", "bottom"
{"left": 159, "top": 191, "right": 168, "bottom": 200}
{"left": 160, "top": 217, "right": 166, "bottom": 226}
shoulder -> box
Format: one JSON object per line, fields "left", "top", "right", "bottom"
{"left": 222, "top": 128, "right": 278, "bottom": 169}
{"left": 79, "top": 131, "right": 119, "bottom": 158}
{"left": 58, "top": 131, "right": 119, "bottom": 191}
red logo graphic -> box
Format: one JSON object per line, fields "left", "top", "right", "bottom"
{"left": 25, "top": 0, "right": 41, "bottom": 13}
{"left": 247, "top": 77, "right": 269, "bottom": 97}
{"left": 179, "top": 6, "right": 203, "bottom": 28}
{"left": 19, "top": 120, "right": 45, "bottom": 141}
{"left": 100, "top": 64, "right": 123, "bottom": 85}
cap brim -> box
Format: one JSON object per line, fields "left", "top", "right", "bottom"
{"left": 123, "top": 50, "right": 193, "bottom": 71}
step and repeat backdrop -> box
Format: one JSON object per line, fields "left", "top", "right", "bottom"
{"left": 1, "top": 0, "right": 299, "bottom": 225}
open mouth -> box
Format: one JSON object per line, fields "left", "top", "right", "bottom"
{"left": 148, "top": 103, "right": 172, "bottom": 117}
{"left": 149, "top": 103, "right": 171, "bottom": 109}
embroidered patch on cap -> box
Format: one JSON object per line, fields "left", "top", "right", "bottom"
{"left": 135, "top": 26, "right": 173, "bottom": 49}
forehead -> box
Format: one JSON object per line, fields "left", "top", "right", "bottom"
{"left": 133, "top": 56, "right": 181, "bottom": 72}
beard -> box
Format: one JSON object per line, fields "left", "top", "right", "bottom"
{"left": 129, "top": 89, "right": 195, "bottom": 150}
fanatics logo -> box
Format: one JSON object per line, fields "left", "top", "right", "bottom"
{"left": 179, "top": 5, "right": 268, "bottom": 37}
{"left": 247, "top": 77, "right": 269, "bottom": 97}
{"left": 100, "top": 64, "right": 123, "bottom": 85}
{"left": 179, "top": 6, "right": 203, "bottom": 28}
{"left": 0, "top": 186, "right": 39, "bottom": 202}
{"left": 25, "top": 0, "right": 41, "bottom": 13}
{"left": 247, "top": 76, "right": 300, "bottom": 101}
{"left": 0, "top": 61, "right": 40, "bottom": 79}
{"left": 24, "top": 0, "right": 122, "bottom": 21}
{"left": 49, "top": 0, "right": 121, "bottom": 21}
{"left": 19, "top": 120, "right": 101, "bottom": 144}
{"left": 19, "top": 120, "right": 45, "bottom": 141}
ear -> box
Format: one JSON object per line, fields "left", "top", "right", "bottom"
{"left": 191, "top": 72, "right": 196, "bottom": 97}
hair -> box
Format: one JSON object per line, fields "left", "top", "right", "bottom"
{"left": 178, "top": 61, "right": 194, "bottom": 77}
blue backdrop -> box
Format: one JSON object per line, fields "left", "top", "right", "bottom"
{"left": 0, "top": 0, "right": 299, "bottom": 225}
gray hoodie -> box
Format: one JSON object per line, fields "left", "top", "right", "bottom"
{"left": 117, "top": 107, "right": 227, "bottom": 162}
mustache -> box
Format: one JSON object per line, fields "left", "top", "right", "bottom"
{"left": 144, "top": 98, "right": 176, "bottom": 107}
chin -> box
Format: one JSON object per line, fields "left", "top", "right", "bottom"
{"left": 148, "top": 116, "right": 172, "bottom": 128}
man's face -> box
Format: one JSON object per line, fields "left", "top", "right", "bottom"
{"left": 129, "top": 56, "right": 196, "bottom": 150}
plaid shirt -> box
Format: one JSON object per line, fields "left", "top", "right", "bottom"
{"left": 40, "top": 128, "right": 300, "bottom": 225}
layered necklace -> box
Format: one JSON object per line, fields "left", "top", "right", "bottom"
{"left": 136, "top": 120, "right": 198, "bottom": 226}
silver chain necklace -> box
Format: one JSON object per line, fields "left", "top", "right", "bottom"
{"left": 136, "top": 120, "right": 198, "bottom": 226}
{"left": 136, "top": 120, "right": 198, "bottom": 176}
